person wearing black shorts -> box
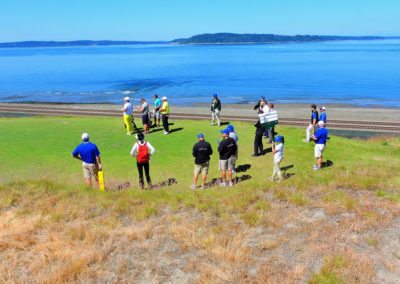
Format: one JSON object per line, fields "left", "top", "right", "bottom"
{"left": 137, "top": 98, "right": 150, "bottom": 134}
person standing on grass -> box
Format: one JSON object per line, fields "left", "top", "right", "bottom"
{"left": 269, "top": 135, "right": 284, "bottom": 182}
{"left": 191, "top": 133, "right": 213, "bottom": 190}
{"left": 159, "top": 96, "right": 170, "bottom": 135}
{"left": 267, "top": 103, "right": 276, "bottom": 143}
{"left": 130, "top": 132, "right": 155, "bottom": 189}
{"left": 304, "top": 104, "right": 319, "bottom": 142}
{"left": 319, "top": 106, "right": 327, "bottom": 124}
{"left": 224, "top": 124, "right": 239, "bottom": 173}
{"left": 72, "top": 133, "right": 102, "bottom": 188}
{"left": 122, "top": 97, "right": 134, "bottom": 135}
{"left": 152, "top": 94, "right": 162, "bottom": 127}
{"left": 254, "top": 96, "right": 267, "bottom": 113}
{"left": 253, "top": 120, "right": 264, "bottom": 157}
{"left": 311, "top": 121, "right": 328, "bottom": 171}
{"left": 210, "top": 93, "right": 222, "bottom": 126}
{"left": 218, "top": 128, "right": 237, "bottom": 187}
{"left": 137, "top": 98, "right": 150, "bottom": 134}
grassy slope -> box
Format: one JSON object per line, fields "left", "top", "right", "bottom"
{"left": 0, "top": 116, "right": 399, "bottom": 282}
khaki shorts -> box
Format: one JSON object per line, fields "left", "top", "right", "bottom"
{"left": 314, "top": 144, "right": 326, "bottom": 158}
{"left": 194, "top": 161, "right": 209, "bottom": 176}
{"left": 82, "top": 162, "right": 98, "bottom": 179}
{"left": 219, "top": 157, "right": 234, "bottom": 171}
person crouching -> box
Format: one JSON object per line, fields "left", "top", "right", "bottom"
{"left": 130, "top": 132, "right": 155, "bottom": 189}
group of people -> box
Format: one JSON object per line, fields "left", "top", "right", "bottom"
{"left": 71, "top": 95, "right": 329, "bottom": 189}
{"left": 122, "top": 95, "right": 170, "bottom": 136}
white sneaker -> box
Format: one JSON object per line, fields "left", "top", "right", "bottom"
{"left": 268, "top": 177, "right": 274, "bottom": 182}
{"left": 164, "top": 131, "right": 170, "bottom": 135}
{"left": 303, "top": 139, "right": 310, "bottom": 143}
{"left": 220, "top": 182, "right": 226, "bottom": 187}
{"left": 201, "top": 185, "right": 206, "bottom": 190}
{"left": 191, "top": 184, "right": 196, "bottom": 190}
{"left": 229, "top": 181, "right": 233, "bottom": 187}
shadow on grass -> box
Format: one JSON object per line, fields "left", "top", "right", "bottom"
{"left": 220, "top": 121, "right": 230, "bottom": 126}
{"left": 204, "top": 174, "right": 252, "bottom": 188}
{"left": 262, "top": 147, "right": 272, "bottom": 155}
{"left": 281, "top": 164, "right": 294, "bottom": 171}
{"left": 169, "top": 127, "right": 184, "bottom": 134}
{"left": 322, "top": 160, "right": 334, "bottom": 168}
{"left": 283, "top": 173, "right": 295, "bottom": 180}
{"left": 235, "top": 164, "right": 251, "bottom": 173}
{"left": 151, "top": 178, "right": 178, "bottom": 189}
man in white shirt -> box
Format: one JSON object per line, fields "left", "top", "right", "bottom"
{"left": 122, "top": 97, "right": 134, "bottom": 135}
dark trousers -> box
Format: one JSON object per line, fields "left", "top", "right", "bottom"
{"left": 268, "top": 127, "right": 275, "bottom": 143}
{"left": 254, "top": 133, "right": 263, "bottom": 156}
{"left": 162, "top": 114, "right": 169, "bottom": 132}
{"left": 137, "top": 161, "right": 151, "bottom": 188}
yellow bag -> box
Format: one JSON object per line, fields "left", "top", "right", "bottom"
{"left": 98, "top": 170, "right": 105, "bottom": 192}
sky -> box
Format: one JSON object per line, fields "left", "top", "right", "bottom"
{"left": 0, "top": 0, "right": 399, "bottom": 42}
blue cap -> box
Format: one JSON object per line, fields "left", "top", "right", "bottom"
{"left": 274, "top": 135, "right": 283, "bottom": 143}
{"left": 220, "top": 129, "right": 230, "bottom": 135}
{"left": 197, "top": 133, "right": 204, "bottom": 139}
{"left": 260, "top": 96, "right": 266, "bottom": 100}
{"left": 227, "top": 124, "right": 234, "bottom": 132}
{"left": 213, "top": 93, "right": 218, "bottom": 97}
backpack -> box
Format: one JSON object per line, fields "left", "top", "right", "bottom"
{"left": 137, "top": 142, "right": 150, "bottom": 163}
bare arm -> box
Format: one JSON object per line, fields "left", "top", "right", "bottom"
{"left": 96, "top": 156, "right": 102, "bottom": 170}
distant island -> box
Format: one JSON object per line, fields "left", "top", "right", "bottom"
{"left": 171, "top": 33, "right": 386, "bottom": 44}
{"left": 0, "top": 40, "right": 167, "bottom": 48}
{"left": 0, "top": 33, "right": 396, "bottom": 48}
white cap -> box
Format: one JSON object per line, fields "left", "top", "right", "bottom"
{"left": 318, "top": 121, "right": 325, "bottom": 127}
{"left": 81, "top": 133, "right": 89, "bottom": 141}
{"left": 124, "top": 97, "right": 130, "bottom": 101}
{"left": 161, "top": 96, "right": 167, "bottom": 100}
{"left": 320, "top": 106, "right": 326, "bottom": 110}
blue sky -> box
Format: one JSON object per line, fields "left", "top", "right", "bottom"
{"left": 0, "top": 0, "right": 399, "bottom": 42}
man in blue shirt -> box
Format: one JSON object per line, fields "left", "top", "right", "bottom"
{"left": 304, "top": 104, "right": 319, "bottom": 142}
{"left": 72, "top": 133, "right": 102, "bottom": 187}
{"left": 319, "top": 106, "right": 327, "bottom": 124}
{"left": 152, "top": 94, "right": 162, "bottom": 127}
{"left": 311, "top": 121, "right": 328, "bottom": 171}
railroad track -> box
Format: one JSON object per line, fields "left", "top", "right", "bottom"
{"left": 1, "top": 104, "right": 399, "bottom": 133}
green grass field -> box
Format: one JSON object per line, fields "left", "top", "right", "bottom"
{"left": 0, "top": 115, "right": 399, "bottom": 282}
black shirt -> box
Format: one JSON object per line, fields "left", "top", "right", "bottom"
{"left": 192, "top": 140, "right": 213, "bottom": 164}
{"left": 218, "top": 137, "right": 237, "bottom": 160}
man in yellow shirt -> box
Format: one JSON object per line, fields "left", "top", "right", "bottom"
{"left": 159, "top": 96, "right": 170, "bottom": 134}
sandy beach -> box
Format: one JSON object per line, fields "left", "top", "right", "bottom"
{"left": 2, "top": 102, "right": 399, "bottom": 123}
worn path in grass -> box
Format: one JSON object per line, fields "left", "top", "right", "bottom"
{"left": 0, "top": 116, "right": 399, "bottom": 282}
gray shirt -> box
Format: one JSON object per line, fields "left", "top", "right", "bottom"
{"left": 141, "top": 102, "right": 149, "bottom": 115}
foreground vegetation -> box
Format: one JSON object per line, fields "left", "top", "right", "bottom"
{"left": 0, "top": 116, "right": 399, "bottom": 282}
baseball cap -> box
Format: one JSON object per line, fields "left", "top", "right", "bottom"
{"left": 124, "top": 97, "right": 130, "bottom": 101}
{"left": 318, "top": 121, "right": 325, "bottom": 127}
{"left": 81, "top": 133, "right": 89, "bottom": 141}
{"left": 220, "top": 129, "right": 230, "bottom": 135}
{"left": 197, "top": 133, "right": 204, "bottom": 139}
{"left": 260, "top": 96, "right": 266, "bottom": 100}
{"left": 320, "top": 106, "right": 326, "bottom": 110}
{"left": 213, "top": 93, "right": 218, "bottom": 97}
{"left": 161, "top": 96, "right": 167, "bottom": 100}
{"left": 274, "top": 135, "right": 283, "bottom": 143}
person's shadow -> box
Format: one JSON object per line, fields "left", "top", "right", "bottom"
{"left": 322, "top": 160, "right": 334, "bottom": 168}
{"left": 220, "top": 121, "right": 230, "bottom": 126}
{"left": 261, "top": 147, "right": 272, "bottom": 155}
{"left": 169, "top": 127, "right": 184, "bottom": 134}
{"left": 235, "top": 164, "right": 251, "bottom": 173}
{"left": 281, "top": 164, "right": 295, "bottom": 180}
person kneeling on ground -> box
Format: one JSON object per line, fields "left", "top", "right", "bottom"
{"left": 269, "top": 135, "right": 284, "bottom": 182}
{"left": 192, "top": 133, "right": 213, "bottom": 190}
{"left": 311, "top": 121, "right": 328, "bottom": 171}
{"left": 218, "top": 129, "right": 237, "bottom": 187}
{"left": 72, "top": 133, "right": 102, "bottom": 188}
{"left": 253, "top": 120, "right": 264, "bottom": 156}
{"left": 130, "top": 132, "right": 155, "bottom": 189}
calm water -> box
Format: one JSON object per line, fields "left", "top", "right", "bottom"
{"left": 0, "top": 40, "right": 400, "bottom": 107}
